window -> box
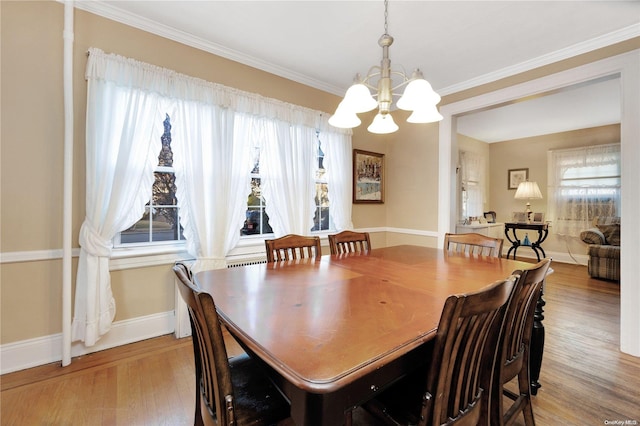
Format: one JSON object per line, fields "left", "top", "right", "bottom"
{"left": 117, "top": 114, "right": 185, "bottom": 245}
{"left": 240, "top": 131, "right": 334, "bottom": 237}
{"left": 311, "top": 133, "right": 331, "bottom": 232}
{"left": 548, "top": 143, "right": 620, "bottom": 236}
{"left": 459, "top": 150, "right": 485, "bottom": 220}
{"left": 240, "top": 145, "right": 273, "bottom": 236}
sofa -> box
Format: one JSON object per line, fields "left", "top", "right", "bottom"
{"left": 579, "top": 217, "right": 620, "bottom": 281}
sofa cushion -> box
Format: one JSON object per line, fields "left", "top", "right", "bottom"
{"left": 580, "top": 228, "right": 606, "bottom": 245}
{"left": 588, "top": 244, "right": 620, "bottom": 259}
{"left": 596, "top": 224, "right": 621, "bottom": 246}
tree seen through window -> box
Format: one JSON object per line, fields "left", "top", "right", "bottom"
{"left": 119, "top": 114, "right": 184, "bottom": 245}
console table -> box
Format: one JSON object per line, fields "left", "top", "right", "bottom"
{"left": 504, "top": 222, "right": 549, "bottom": 261}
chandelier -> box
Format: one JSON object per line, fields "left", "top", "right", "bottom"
{"left": 328, "top": 0, "right": 442, "bottom": 134}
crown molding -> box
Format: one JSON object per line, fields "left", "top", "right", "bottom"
{"left": 69, "top": 3, "right": 640, "bottom": 97}
{"left": 438, "top": 23, "right": 640, "bottom": 96}
{"left": 71, "top": 0, "right": 343, "bottom": 95}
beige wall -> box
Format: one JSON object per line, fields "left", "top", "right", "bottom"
{"left": 489, "top": 124, "right": 620, "bottom": 255}
{"left": 1, "top": 0, "right": 638, "bottom": 352}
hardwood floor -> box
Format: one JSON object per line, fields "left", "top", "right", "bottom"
{"left": 2, "top": 261, "right": 638, "bottom": 425}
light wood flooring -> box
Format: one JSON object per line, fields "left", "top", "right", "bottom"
{"left": 2, "top": 261, "right": 639, "bottom": 425}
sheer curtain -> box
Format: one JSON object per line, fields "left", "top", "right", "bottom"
{"left": 261, "top": 120, "right": 317, "bottom": 236}
{"left": 459, "top": 150, "right": 485, "bottom": 218}
{"left": 548, "top": 143, "right": 621, "bottom": 237}
{"left": 74, "top": 49, "right": 163, "bottom": 346}
{"left": 171, "top": 104, "right": 252, "bottom": 273}
{"left": 322, "top": 129, "right": 353, "bottom": 230}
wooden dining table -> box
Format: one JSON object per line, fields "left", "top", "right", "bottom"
{"left": 194, "top": 245, "right": 533, "bottom": 426}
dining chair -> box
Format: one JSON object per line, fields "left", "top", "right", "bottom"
{"left": 328, "top": 230, "right": 371, "bottom": 255}
{"left": 444, "top": 232, "right": 504, "bottom": 258}
{"left": 363, "top": 275, "right": 517, "bottom": 426}
{"left": 173, "top": 263, "right": 291, "bottom": 426}
{"left": 489, "top": 258, "right": 552, "bottom": 426}
{"left": 264, "top": 234, "right": 322, "bottom": 262}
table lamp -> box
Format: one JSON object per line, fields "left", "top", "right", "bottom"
{"left": 515, "top": 181, "right": 543, "bottom": 223}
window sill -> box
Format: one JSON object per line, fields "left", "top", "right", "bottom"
{"left": 110, "top": 244, "right": 192, "bottom": 271}
{"left": 110, "top": 232, "right": 334, "bottom": 270}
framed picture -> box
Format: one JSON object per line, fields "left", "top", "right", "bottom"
{"left": 353, "top": 149, "right": 384, "bottom": 204}
{"left": 508, "top": 168, "right": 529, "bottom": 190}
{"left": 532, "top": 212, "right": 545, "bottom": 223}
{"left": 512, "top": 211, "right": 527, "bottom": 223}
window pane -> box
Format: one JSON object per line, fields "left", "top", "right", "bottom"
{"left": 311, "top": 136, "right": 331, "bottom": 232}
{"left": 312, "top": 183, "right": 330, "bottom": 231}
{"left": 121, "top": 207, "right": 152, "bottom": 244}
{"left": 241, "top": 177, "right": 272, "bottom": 235}
{"left": 563, "top": 164, "right": 619, "bottom": 180}
{"left": 152, "top": 207, "right": 180, "bottom": 241}
{"left": 116, "top": 114, "right": 184, "bottom": 246}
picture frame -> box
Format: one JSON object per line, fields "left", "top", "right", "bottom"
{"left": 508, "top": 168, "right": 529, "bottom": 190}
{"left": 353, "top": 149, "right": 384, "bottom": 204}
{"left": 512, "top": 211, "right": 527, "bottom": 223}
{"left": 532, "top": 212, "right": 545, "bottom": 223}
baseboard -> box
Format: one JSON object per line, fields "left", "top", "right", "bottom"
{"left": 510, "top": 249, "right": 588, "bottom": 266}
{"left": 1, "top": 311, "right": 175, "bottom": 375}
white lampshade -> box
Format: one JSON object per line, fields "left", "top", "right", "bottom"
{"left": 406, "top": 105, "right": 444, "bottom": 123}
{"left": 342, "top": 83, "right": 378, "bottom": 113}
{"left": 396, "top": 77, "right": 441, "bottom": 111}
{"left": 328, "top": 102, "right": 362, "bottom": 129}
{"left": 514, "top": 181, "right": 543, "bottom": 200}
{"left": 367, "top": 113, "right": 399, "bottom": 134}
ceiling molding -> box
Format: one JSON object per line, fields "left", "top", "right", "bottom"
{"left": 438, "top": 23, "right": 640, "bottom": 96}
{"left": 72, "top": 0, "right": 342, "bottom": 94}
{"left": 72, "top": 1, "right": 639, "bottom": 98}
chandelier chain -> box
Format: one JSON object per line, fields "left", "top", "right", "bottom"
{"left": 384, "top": 0, "right": 389, "bottom": 35}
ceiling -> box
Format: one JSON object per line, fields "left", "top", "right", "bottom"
{"left": 77, "top": 1, "right": 639, "bottom": 142}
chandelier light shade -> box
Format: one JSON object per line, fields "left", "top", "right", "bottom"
{"left": 329, "top": 0, "right": 442, "bottom": 134}
{"left": 368, "top": 112, "right": 399, "bottom": 134}
{"left": 514, "top": 181, "right": 543, "bottom": 222}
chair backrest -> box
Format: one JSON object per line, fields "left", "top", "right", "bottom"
{"left": 328, "top": 230, "right": 371, "bottom": 255}
{"left": 501, "top": 258, "right": 551, "bottom": 382}
{"left": 265, "top": 234, "right": 322, "bottom": 262}
{"left": 419, "top": 276, "right": 516, "bottom": 426}
{"left": 173, "top": 263, "right": 235, "bottom": 426}
{"left": 444, "top": 232, "right": 504, "bottom": 258}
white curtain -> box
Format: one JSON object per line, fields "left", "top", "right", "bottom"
{"left": 323, "top": 130, "right": 353, "bottom": 230}
{"left": 77, "top": 48, "right": 353, "bottom": 344}
{"left": 171, "top": 104, "right": 252, "bottom": 273}
{"left": 261, "top": 120, "right": 317, "bottom": 236}
{"left": 548, "top": 143, "right": 621, "bottom": 237}
{"left": 459, "top": 150, "right": 485, "bottom": 218}
{"left": 74, "top": 49, "right": 163, "bottom": 345}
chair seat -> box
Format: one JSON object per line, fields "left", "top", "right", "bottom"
{"left": 226, "top": 353, "right": 290, "bottom": 425}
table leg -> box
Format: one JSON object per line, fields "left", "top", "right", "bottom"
{"left": 529, "top": 287, "right": 546, "bottom": 395}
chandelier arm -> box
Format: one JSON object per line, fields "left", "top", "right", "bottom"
{"left": 360, "top": 66, "right": 382, "bottom": 84}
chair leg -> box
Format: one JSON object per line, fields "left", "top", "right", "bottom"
{"left": 517, "top": 369, "right": 535, "bottom": 426}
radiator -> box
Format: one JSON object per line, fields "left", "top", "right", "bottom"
{"left": 227, "top": 258, "right": 267, "bottom": 268}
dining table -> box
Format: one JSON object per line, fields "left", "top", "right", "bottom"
{"left": 194, "top": 245, "right": 535, "bottom": 426}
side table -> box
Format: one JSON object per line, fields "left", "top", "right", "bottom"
{"left": 504, "top": 222, "right": 549, "bottom": 261}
